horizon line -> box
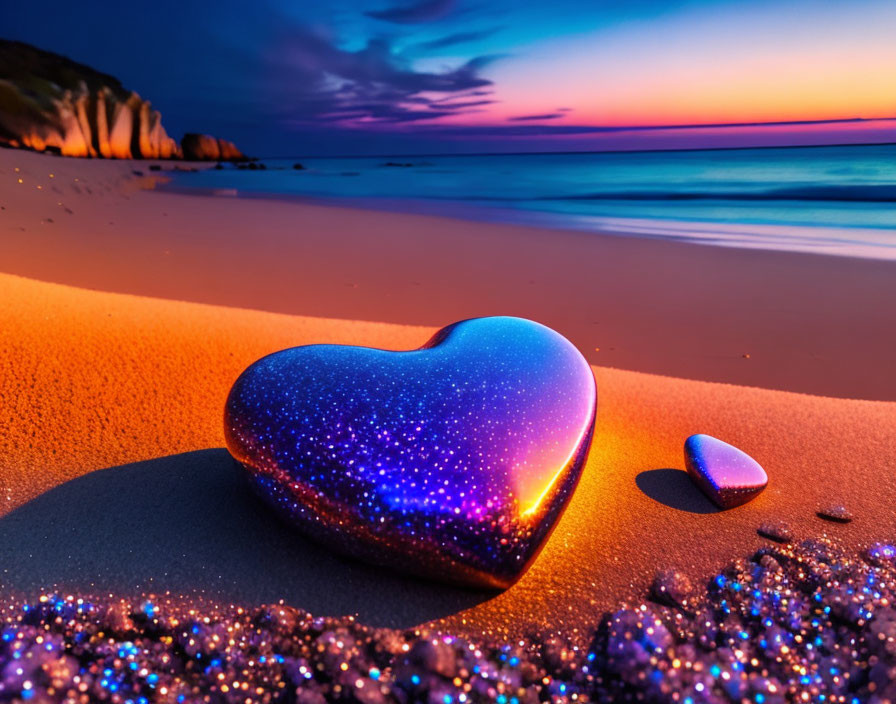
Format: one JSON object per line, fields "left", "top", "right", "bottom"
{"left": 267, "top": 139, "right": 896, "bottom": 161}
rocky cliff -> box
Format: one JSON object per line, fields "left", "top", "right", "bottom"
{"left": 0, "top": 40, "right": 245, "bottom": 160}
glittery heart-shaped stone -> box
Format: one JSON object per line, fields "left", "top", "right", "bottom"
{"left": 224, "top": 316, "right": 596, "bottom": 589}
{"left": 684, "top": 434, "right": 768, "bottom": 509}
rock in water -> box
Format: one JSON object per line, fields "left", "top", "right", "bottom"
{"left": 181, "top": 133, "right": 246, "bottom": 161}
{"left": 225, "top": 316, "right": 597, "bottom": 589}
{"left": 684, "top": 434, "right": 767, "bottom": 509}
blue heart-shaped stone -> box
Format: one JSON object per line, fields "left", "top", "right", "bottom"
{"left": 224, "top": 316, "right": 596, "bottom": 589}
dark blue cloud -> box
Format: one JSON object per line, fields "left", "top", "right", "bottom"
{"left": 432, "top": 99, "right": 496, "bottom": 110}
{"left": 365, "top": 0, "right": 454, "bottom": 24}
{"left": 508, "top": 113, "right": 566, "bottom": 121}
{"left": 268, "top": 26, "right": 499, "bottom": 124}
{"left": 412, "top": 27, "right": 502, "bottom": 50}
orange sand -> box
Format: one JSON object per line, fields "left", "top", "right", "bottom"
{"left": 1, "top": 271, "right": 894, "bottom": 643}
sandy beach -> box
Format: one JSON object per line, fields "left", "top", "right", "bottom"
{"left": 1, "top": 147, "right": 895, "bottom": 644}
{"left": 4, "top": 148, "right": 896, "bottom": 402}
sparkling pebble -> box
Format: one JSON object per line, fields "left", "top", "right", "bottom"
{"left": 2, "top": 534, "right": 896, "bottom": 702}
{"left": 684, "top": 434, "right": 767, "bottom": 509}
{"left": 817, "top": 503, "right": 853, "bottom": 523}
{"left": 866, "top": 542, "right": 896, "bottom": 565}
{"left": 649, "top": 568, "right": 694, "bottom": 610}
{"left": 757, "top": 520, "right": 794, "bottom": 543}
{"left": 225, "top": 316, "right": 597, "bottom": 589}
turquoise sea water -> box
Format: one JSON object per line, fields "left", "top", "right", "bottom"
{"left": 168, "top": 143, "right": 896, "bottom": 260}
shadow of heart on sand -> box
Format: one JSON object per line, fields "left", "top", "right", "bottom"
{"left": 0, "top": 449, "right": 493, "bottom": 628}
{"left": 635, "top": 468, "right": 720, "bottom": 514}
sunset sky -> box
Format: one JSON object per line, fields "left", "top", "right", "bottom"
{"left": 2, "top": 0, "right": 895, "bottom": 155}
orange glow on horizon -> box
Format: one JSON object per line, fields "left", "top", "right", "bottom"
{"left": 425, "top": 3, "right": 896, "bottom": 132}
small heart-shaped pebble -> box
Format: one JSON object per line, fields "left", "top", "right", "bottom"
{"left": 225, "top": 317, "right": 596, "bottom": 588}
{"left": 684, "top": 434, "right": 767, "bottom": 509}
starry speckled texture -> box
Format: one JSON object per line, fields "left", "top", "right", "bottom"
{"left": 685, "top": 434, "right": 768, "bottom": 509}
{"left": 4, "top": 537, "right": 896, "bottom": 703}
{"left": 224, "top": 317, "right": 597, "bottom": 589}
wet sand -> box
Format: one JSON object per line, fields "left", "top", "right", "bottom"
{"left": 3, "top": 147, "right": 896, "bottom": 401}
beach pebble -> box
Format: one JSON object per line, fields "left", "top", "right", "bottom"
{"left": 406, "top": 639, "right": 457, "bottom": 678}
{"left": 649, "top": 568, "right": 694, "bottom": 609}
{"left": 3, "top": 535, "right": 896, "bottom": 704}
{"left": 865, "top": 542, "right": 896, "bottom": 566}
{"left": 817, "top": 503, "right": 853, "bottom": 523}
{"left": 684, "top": 434, "right": 767, "bottom": 509}
{"left": 757, "top": 520, "right": 794, "bottom": 543}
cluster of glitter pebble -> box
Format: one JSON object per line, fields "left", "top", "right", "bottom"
{"left": 2, "top": 537, "right": 895, "bottom": 703}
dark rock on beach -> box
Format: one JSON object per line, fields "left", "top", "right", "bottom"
{"left": 817, "top": 503, "right": 853, "bottom": 523}
{"left": 757, "top": 519, "right": 794, "bottom": 543}
{"left": 649, "top": 567, "right": 695, "bottom": 610}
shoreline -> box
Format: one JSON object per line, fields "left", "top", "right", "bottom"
{"left": 3, "top": 147, "right": 896, "bottom": 400}
{"left": 160, "top": 180, "right": 896, "bottom": 262}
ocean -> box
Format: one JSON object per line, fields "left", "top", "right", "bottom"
{"left": 168, "top": 143, "right": 896, "bottom": 260}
